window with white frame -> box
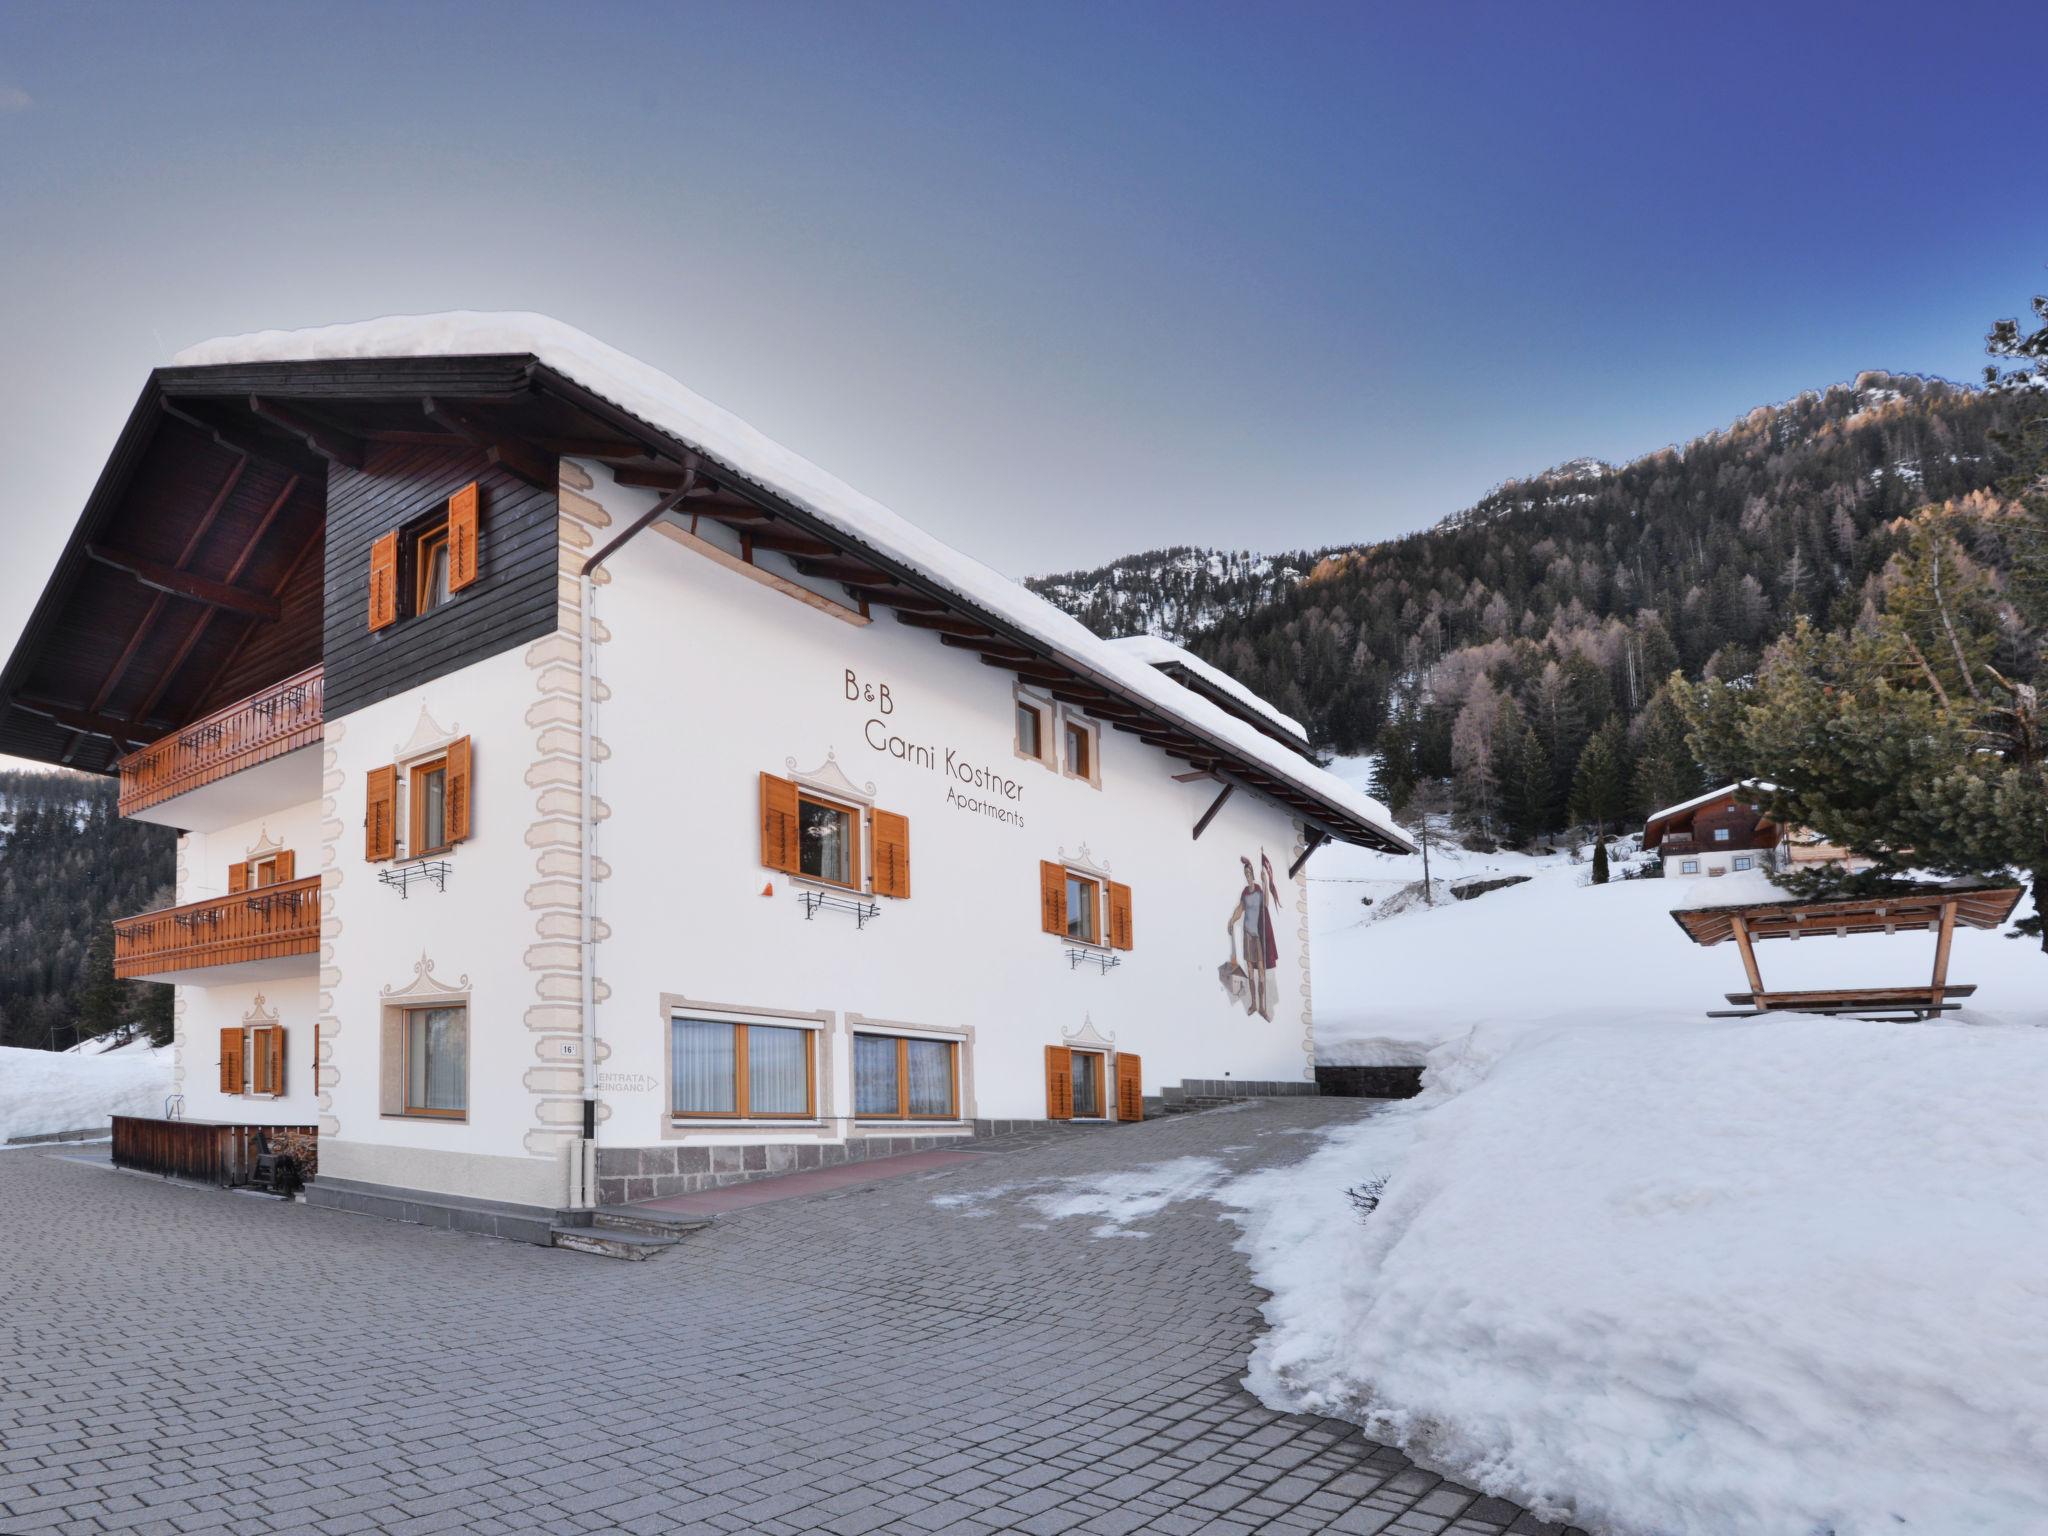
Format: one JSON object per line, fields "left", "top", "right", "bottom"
{"left": 1681, "top": 859, "right": 1700, "bottom": 874}
{"left": 1733, "top": 855, "right": 1753, "bottom": 872}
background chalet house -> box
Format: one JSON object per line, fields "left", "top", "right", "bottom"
{"left": 0, "top": 312, "right": 1410, "bottom": 1233}
{"left": 1644, "top": 783, "right": 1872, "bottom": 879}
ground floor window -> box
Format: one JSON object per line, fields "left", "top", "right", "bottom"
{"left": 1071, "top": 1049, "right": 1105, "bottom": 1118}
{"left": 1733, "top": 855, "right": 1754, "bottom": 871}
{"left": 852, "top": 1033, "right": 958, "bottom": 1119}
{"left": 1681, "top": 859, "right": 1700, "bottom": 874}
{"left": 406, "top": 1006, "right": 467, "bottom": 1118}
{"left": 672, "top": 1017, "right": 814, "bottom": 1119}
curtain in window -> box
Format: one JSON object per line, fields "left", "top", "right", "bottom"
{"left": 907, "top": 1039, "right": 953, "bottom": 1116}
{"left": 748, "top": 1025, "right": 809, "bottom": 1115}
{"left": 1071, "top": 1051, "right": 1102, "bottom": 1117}
{"left": 853, "top": 1035, "right": 899, "bottom": 1116}
{"left": 672, "top": 1018, "right": 736, "bottom": 1114}
{"left": 410, "top": 1007, "right": 466, "bottom": 1111}
{"left": 799, "top": 800, "right": 850, "bottom": 884}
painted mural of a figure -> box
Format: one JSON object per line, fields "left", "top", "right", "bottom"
{"left": 1224, "top": 850, "right": 1282, "bottom": 1021}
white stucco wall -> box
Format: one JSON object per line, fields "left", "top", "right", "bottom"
{"left": 170, "top": 800, "right": 325, "bottom": 1123}
{"left": 586, "top": 464, "right": 1314, "bottom": 1147}
{"left": 317, "top": 645, "right": 572, "bottom": 1207}
{"left": 304, "top": 457, "right": 1320, "bottom": 1207}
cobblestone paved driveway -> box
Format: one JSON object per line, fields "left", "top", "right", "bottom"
{"left": 0, "top": 1100, "right": 1582, "bottom": 1536}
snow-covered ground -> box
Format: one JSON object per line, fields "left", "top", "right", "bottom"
{"left": 0, "top": 1039, "right": 172, "bottom": 1142}
{"left": 1248, "top": 774, "right": 2048, "bottom": 1532}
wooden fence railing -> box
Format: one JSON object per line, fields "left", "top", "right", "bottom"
{"left": 112, "top": 875, "right": 322, "bottom": 979}
{"left": 111, "top": 1117, "right": 318, "bottom": 1186}
{"left": 117, "top": 665, "right": 323, "bottom": 817}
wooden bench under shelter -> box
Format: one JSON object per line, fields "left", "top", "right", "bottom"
{"left": 1669, "top": 882, "right": 2024, "bottom": 1020}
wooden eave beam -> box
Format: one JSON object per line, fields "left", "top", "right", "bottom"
{"left": 10, "top": 695, "right": 161, "bottom": 750}
{"left": 940, "top": 634, "right": 1037, "bottom": 663}
{"left": 247, "top": 396, "right": 366, "bottom": 469}
{"left": 158, "top": 400, "right": 325, "bottom": 481}
{"left": 83, "top": 545, "right": 280, "bottom": 619}
{"left": 789, "top": 554, "right": 898, "bottom": 583}
{"left": 892, "top": 612, "right": 995, "bottom": 637}
{"left": 421, "top": 398, "right": 555, "bottom": 490}
{"left": 739, "top": 526, "right": 841, "bottom": 560}
{"left": 848, "top": 584, "right": 947, "bottom": 611}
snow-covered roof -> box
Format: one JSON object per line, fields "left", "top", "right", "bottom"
{"left": 174, "top": 312, "right": 1412, "bottom": 853}
{"left": 1643, "top": 781, "right": 1780, "bottom": 842}
{"left": 1105, "top": 634, "right": 1308, "bottom": 744}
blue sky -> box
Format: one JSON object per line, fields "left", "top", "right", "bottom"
{"left": 1, "top": 0, "right": 2044, "bottom": 620}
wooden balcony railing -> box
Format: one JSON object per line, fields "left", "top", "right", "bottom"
{"left": 112, "top": 876, "right": 322, "bottom": 979}
{"left": 117, "top": 664, "right": 323, "bottom": 818}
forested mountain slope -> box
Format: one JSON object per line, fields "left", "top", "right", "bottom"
{"left": 0, "top": 769, "right": 174, "bottom": 1051}
{"left": 1029, "top": 372, "right": 2037, "bottom": 834}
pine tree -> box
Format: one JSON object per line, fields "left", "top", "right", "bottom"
{"left": 1592, "top": 836, "right": 1610, "bottom": 884}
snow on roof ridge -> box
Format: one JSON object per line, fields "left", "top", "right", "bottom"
{"left": 1106, "top": 633, "right": 1307, "bottom": 741}
{"left": 1644, "top": 780, "right": 1781, "bottom": 826}
{"left": 173, "top": 311, "right": 1409, "bottom": 851}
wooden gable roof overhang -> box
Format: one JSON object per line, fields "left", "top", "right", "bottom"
{"left": 2, "top": 355, "right": 1409, "bottom": 853}
{"left": 1670, "top": 883, "right": 2024, "bottom": 947}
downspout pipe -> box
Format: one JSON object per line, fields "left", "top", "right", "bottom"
{"left": 573, "top": 471, "right": 695, "bottom": 1191}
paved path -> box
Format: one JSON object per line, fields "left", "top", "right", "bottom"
{"left": 0, "top": 1100, "right": 1581, "bottom": 1536}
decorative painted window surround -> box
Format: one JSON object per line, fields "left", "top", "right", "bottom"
{"left": 657, "top": 994, "right": 836, "bottom": 1136}
{"left": 226, "top": 994, "right": 287, "bottom": 1100}
{"left": 1038, "top": 844, "right": 1133, "bottom": 953}
{"left": 762, "top": 753, "right": 909, "bottom": 900}
{"left": 846, "top": 1013, "right": 976, "bottom": 1127}
{"left": 1060, "top": 709, "right": 1101, "bottom": 789}
{"left": 388, "top": 704, "right": 469, "bottom": 863}
{"left": 1013, "top": 684, "right": 1056, "bottom": 770}
{"left": 378, "top": 952, "right": 472, "bottom": 1122}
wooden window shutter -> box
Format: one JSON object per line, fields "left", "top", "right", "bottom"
{"left": 872, "top": 810, "right": 910, "bottom": 899}
{"left": 447, "top": 482, "right": 480, "bottom": 592}
{"left": 276, "top": 849, "right": 296, "bottom": 882}
{"left": 1116, "top": 1053, "right": 1144, "bottom": 1122}
{"left": 227, "top": 861, "right": 249, "bottom": 893}
{"left": 446, "top": 736, "right": 473, "bottom": 843}
{"left": 1107, "top": 881, "right": 1133, "bottom": 951}
{"left": 268, "top": 1029, "right": 287, "bottom": 1097}
{"left": 1044, "top": 1045, "right": 1073, "bottom": 1121}
{"left": 220, "top": 1027, "right": 244, "bottom": 1095}
{"left": 1038, "top": 861, "right": 1067, "bottom": 936}
{"left": 759, "top": 773, "right": 800, "bottom": 873}
{"left": 365, "top": 764, "right": 397, "bottom": 862}
{"left": 368, "top": 530, "right": 400, "bottom": 630}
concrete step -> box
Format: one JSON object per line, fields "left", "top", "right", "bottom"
{"left": 549, "top": 1225, "right": 678, "bottom": 1261}
{"left": 589, "top": 1206, "right": 715, "bottom": 1240}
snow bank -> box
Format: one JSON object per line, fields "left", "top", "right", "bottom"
{"left": 172, "top": 312, "right": 1409, "bottom": 853}
{"left": 1312, "top": 856, "right": 2047, "bottom": 1066}
{"left": 0, "top": 1043, "right": 172, "bottom": 1142}
{"left": 1221, "top": 1016, "right": 2048, "bottom": 1533}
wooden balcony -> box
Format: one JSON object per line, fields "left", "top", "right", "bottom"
{"left": 117, "top": 665, "right": 323, "bottom": 826}
{"left": 113, "top": 876, "right": 321, "bottom": 983}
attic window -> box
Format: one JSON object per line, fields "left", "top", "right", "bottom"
{"left": 414, "top": 525, "right": 451, "bottom": 615}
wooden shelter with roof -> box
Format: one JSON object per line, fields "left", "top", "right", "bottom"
{"left": 1671, "top": 882, "right": 2024, "bottom": 1020}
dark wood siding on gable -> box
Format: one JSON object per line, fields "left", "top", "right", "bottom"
{"left": 323, "top": 444, "right": 559, "bottom": 718}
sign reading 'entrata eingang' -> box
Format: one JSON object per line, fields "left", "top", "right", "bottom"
{"left": 844, "top": 668, "right": 1026, "bottom": 829}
